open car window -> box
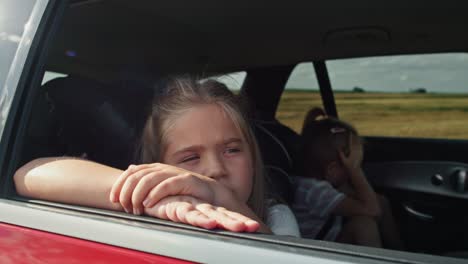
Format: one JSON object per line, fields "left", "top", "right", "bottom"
{"left": 2, "top": 1, "right": 468, "bottom": 263}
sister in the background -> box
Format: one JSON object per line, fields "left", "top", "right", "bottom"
{"left": 293, "top": 107, "right": 403, "bottom": 249}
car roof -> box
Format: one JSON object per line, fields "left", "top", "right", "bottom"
{"left": 47, "top": 0, "right": 468, "bottom": 80}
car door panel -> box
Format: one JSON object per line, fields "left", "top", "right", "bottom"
{"left": 364, "top": 137, "right": 468, "bottom": 164}
{"left": 0, "top": 222, "right": 192, "bottom": 264}
{"left": 365, "top": 161, "right": 468, "bottom": 199}
{"left": 363, "top": 159, "right": 468, "bottom": 253}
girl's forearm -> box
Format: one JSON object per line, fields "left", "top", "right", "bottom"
{"left": 14, "top": 157, "right": 124, "bottom": 211}
{"left": 14, "top": 158, "right": 272, "bottom": 233}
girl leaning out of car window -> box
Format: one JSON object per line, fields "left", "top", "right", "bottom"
{"left": 14, "top": 77, "right": 300, "bottom": 236}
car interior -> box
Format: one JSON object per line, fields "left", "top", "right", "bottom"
{"left": 6, "top": 0, "right": 468, "bottom": 260}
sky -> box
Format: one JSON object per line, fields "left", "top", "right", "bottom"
{"left": 218, "top": 53, "right": 468, "bottom": 93}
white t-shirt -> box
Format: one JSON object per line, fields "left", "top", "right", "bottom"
{"left": 266, "top": 204, "right": 301, "bottom": 237}
{"left": 292, "top": 176, "right": 345, "bottom": 241}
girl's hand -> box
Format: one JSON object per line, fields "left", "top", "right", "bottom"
{"left": 144, "top": 195, "right": 260, "bottom": 232}
{"left": 339, "top": 149, "right": 358, "bottom": 172}
{"left": 109, "top": 163, "right": 233, "bottom": 215}
{"left": 338, "top": 136, "right": 363, "bottom": 172}
{"left": 141, "top": 172, "right": 237, "bottom": 210}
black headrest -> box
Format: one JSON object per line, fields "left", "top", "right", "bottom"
{"left": 44, "top": 76, "right": 153, "bottom": 169}
{"left": 253, "top": 120, "right": 302, "bottom": 171}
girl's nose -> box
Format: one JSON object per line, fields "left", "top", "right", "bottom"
{"left": 205, "top": 154, "right": 227, "bottom": 179}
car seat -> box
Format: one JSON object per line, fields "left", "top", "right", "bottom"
{"left": 43, "top": 76, "right": 153, "bottom": 169}
{"left": 252, "top": 119, "right": 302, "bottom": 204}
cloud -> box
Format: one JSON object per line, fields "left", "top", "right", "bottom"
{"left": 0, "top": 32, "right": 21, "bottom": 43}
{"left": 309, "top": 53, "right": 468, "bottom": 92}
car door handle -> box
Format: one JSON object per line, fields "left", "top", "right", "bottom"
{"left": 403, "top": 204, "right": 434, "bottom": 221}
{"left": 452, "top": 169, "right": 467, "bottom": 193}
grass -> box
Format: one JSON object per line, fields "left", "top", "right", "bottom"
{"left": 276, "top": 91, "right": 468, "bottom": 139}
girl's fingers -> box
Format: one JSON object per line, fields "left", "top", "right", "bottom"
{"left": 183, "top": 208, "right": 217, "bottom": 229}
{"left": 144, "top": 174, "right": 212, "bottom": 208}
{"left": 338, "top": 150, "right": 347, "bottom": 164}
{"left": 146, "top": 196, "right": 255, "bottom": 232}
{"left": 110, "top": 163, "right": 156, "bottom": 203}
{"left": 143, "top": 175, "right": 191, "bottom": 208}
{"left": 164, "top": 197, "right": 191, "bottom": 223}
{"left": 338, "top": 149, "right": 353, "bottom": 169}
{"left": 113, "top": 163, "right": 201, "bottom": 215}
{"left": 146, "top": 196, "right": 184, "bottom": 221}
{"left": 219, "top": 208, "right": 260, "bottom": 233}
{"left": 119, "top": 166, "right": 163, "bottom": 213}
{"left": 110, "top": 164, "right": 135, "bottom": 203}
{"left": 147, "top": 196, "right": 217, "bottom": 229}
{"left": 130, "top": 169, "right": 183, "bottom": 215}
{"left": 195, "top": 203, "right": 246, "bottom": 232}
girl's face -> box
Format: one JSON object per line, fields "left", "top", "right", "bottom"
{"left": 162, "top": 103, "right": 254, "bottom": 203}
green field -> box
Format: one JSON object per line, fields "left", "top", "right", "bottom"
{"left": 276, "top": 91, "right": 468, "bottom": 139}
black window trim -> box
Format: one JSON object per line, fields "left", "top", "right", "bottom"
{"left": 0, "top": 0, "right": 67, "bottom": 197}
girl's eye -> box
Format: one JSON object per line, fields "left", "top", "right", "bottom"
{"left": 225, "top": 147, "right": 241, "bottom": 154}
{"left": 180, "top": 155, "right": 199, "bottom": 163}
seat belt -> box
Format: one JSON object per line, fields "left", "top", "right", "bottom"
{"left": 316, "top": 216, "right": 335, "bottom": 240}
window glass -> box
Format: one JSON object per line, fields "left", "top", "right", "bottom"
{"left": 0, "top": 0, "right": 37, "bottom": 137}
{"left": 276, "top": 62, "right": 321, "bottom": 133}
{"left": 42, "top": 71, "right": 67, "bottom": 85}
{"left": 327, "top": 53, "right": 468, "bottom": 139}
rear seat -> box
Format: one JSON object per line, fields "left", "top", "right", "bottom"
{"left": 253, "top": 120, "right": 302, "bottom": 172}
{"left": 42, "top": 76, "right": 153, "bottom": 169}
{"left": 252, "top": 119, "right": 302, "bottom": 204}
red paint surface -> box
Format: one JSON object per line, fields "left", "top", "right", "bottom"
{"left": 0, "top": 222, "right": 194, "bottom": 264}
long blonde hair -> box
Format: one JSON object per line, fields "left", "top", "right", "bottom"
{"left": 139, "top": 76, "right": 265, "bottom": 219}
